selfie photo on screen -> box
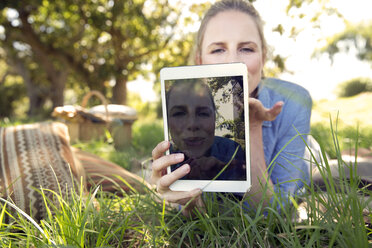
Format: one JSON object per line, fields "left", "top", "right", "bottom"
{"left": 165, "top": 76, "right": 246, "bottom": 181}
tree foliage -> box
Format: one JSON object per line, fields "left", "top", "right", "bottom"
{"left": 336, "top": 77, "right": 372, "bottom": 98}
{"left": 318, "top": 22, "right": 372, "bottom": 64}
{"left": 0, "top": 0, "right": 343, "bottom": 118}
{"left": 0, "top": 0, "right": 199, "bottom": 117}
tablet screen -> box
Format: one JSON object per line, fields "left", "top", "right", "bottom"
{"left": 165, "top": 76, "right": 246, "bottom": 181}
{"left": 160, "top": 63, "right": 250, "bottom": 193}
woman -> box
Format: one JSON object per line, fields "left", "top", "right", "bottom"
{"left": 167, "top": 79, "right": 246, "bottom": 180}
{"left": 151, "top": 0, "right": 312, "bottom": 216}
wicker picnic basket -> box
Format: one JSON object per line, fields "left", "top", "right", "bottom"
{"left": 52, "top": 90, "right": 137, "bottom": 148}
{"left": 78, "top": 90, "right": 109, "bottom": 141}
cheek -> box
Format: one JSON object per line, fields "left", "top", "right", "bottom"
{"left": 169, "top": 119, "right": 183, "bottom": 138}
{"left": 244, "top": 56, "right": 263, "bottom": 92}
{"left": 245, "top": 57, "right": 262, "bottom": 74}
{"left": 202, "top": 118, "right": 215, "bottom": 134}
{"left": 204, "top": 119, "right": 215, "bottom": 150}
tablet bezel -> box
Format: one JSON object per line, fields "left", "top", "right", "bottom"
{"left": 160, "top": 63, "right": 251, "bottom": 193}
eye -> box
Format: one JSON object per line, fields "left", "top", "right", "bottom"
{"left": 171, "top": 111, "right": 186, "bottom": 118}
{"left": 240, "top": 47, "right": 254, "bottom": 53}
{"left": 197, "top": 109, "right": 212, "bottom": 118}
{"left": 210, "top": 48, "right": 225, "bottom": 54}
{"left": 198, "top": 112, "right": 210, "bottom": 117}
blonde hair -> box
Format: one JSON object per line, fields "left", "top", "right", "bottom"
{"left": 195, "top": 0, "right": 267, "bottom": 63}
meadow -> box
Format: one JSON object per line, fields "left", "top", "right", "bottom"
{"left": 311, "top": 92, "right": 372, "bottom": 159}
{"left": 0, "top": 94, "right": 371, "bottom": 247}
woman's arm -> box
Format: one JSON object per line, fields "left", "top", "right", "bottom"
{"left": 245, "top": 99, "right": 284, "bottom": 207}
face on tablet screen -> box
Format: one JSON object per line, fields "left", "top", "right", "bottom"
{"left": 165, "top": 76, "right": 246, "bottom": 181}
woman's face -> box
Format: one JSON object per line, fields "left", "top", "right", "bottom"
{"left": 198, "top": 10, "right": 265, "bottom": 94}
{"left": 168, "top": 84, "right": 215, "bottom": 158}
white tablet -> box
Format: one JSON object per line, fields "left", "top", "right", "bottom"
{"left": 160, "top": 63, "right": 250, "bottom": 193}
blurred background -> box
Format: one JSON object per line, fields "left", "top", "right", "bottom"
{"left": 1, "top": 0, "right": 371, "bottom": 163}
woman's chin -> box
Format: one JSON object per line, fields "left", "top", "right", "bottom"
{"left": 183, "top": 148, "right": 207, "bottom": 159}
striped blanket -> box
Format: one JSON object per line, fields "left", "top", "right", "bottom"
{"left": 73, "top": 147, "right": 151, "bottom": 195}
{"left": 0, "top": 122, "right": 85, "bottom": 221}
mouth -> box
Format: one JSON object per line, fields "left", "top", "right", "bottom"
{"left": 183, "top": 137, "right": 205, "bottom": 147}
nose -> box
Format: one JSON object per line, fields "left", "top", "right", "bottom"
{"left": 227, "top": 51, "right": 239, "bottom": 63}
{"left": 186, "top": 115, "right": 200, "bottom": 131}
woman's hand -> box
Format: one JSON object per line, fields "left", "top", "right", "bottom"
{"left": 249, "top": 98, "right": 283, "bottom": 127}
{"left": 151, "top": 141, "right": 205, "bottom": 216}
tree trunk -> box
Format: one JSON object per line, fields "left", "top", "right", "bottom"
{"left": 10, "top": 52, "right": 47, "bottom": 116}
{"left": 112, "top": 76, "right": 127, "bottom": 105}
{"left": 15, "top": 61, "right": 46, "bottom": 116}
{"left": 49, "top": 70, "right": 67, "bottom": 108}
{"left": 17, "top": 11, "right": 67, "bottom": 109}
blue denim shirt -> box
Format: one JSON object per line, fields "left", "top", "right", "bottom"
{"left": 258, "top": 78, "right": 312, "bottom": 202}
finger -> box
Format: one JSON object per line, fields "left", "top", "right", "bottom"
{"left": 158, "top": 163, "right": 190, "bottom": 190}
{"left": 163, "top": 188, "right": 202, "bottom": 206}
{"left": 152, "top": 141, "right": 170, "bottom": 160}
{"left": 266, "top": 101, "right": 284, "bottom": 121}
{"left": 272, "top": 101, "right": 284, "bottom": 112}
{"left": 152, "top": 153, "right": 185, "bottom": 179}
{"left": 151, "top": 168, "right": 168, "bottom": 185}
{"left": 249, "top": 98, "right": 283, "bottom": 121}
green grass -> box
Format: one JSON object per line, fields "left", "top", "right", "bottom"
{"left": 1, "top": 117, "right": 371, "bottom": 247}
{"left": 311, "top": 122, "right": 372, "bottom": 159}
{"left": 312, "top": 92, "right": 372, "bottom": 127}
{"left": 1, "top": 94, "right": 372, "bottom": 247}
{"left": 311, "top": 92, "right": 372, "bottom": 158}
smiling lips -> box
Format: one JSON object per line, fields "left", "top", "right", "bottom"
{"left": 183, "top": 137, "right": 205, "bottom": 146}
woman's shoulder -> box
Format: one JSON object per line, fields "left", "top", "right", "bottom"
{"left": 213, "top": 136, "right": 242, "bottom": 152}
{"left": 214, "top": 136, "right": 238, "bottom": 146}
{"left": 212, "top": 136, "right": 245, "bottom": 161}
{"left": 261, "top": 77, "right": 311, "bottom": 97}
{"left": 259, "top": 77, "right": 312, "bottom": 108}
